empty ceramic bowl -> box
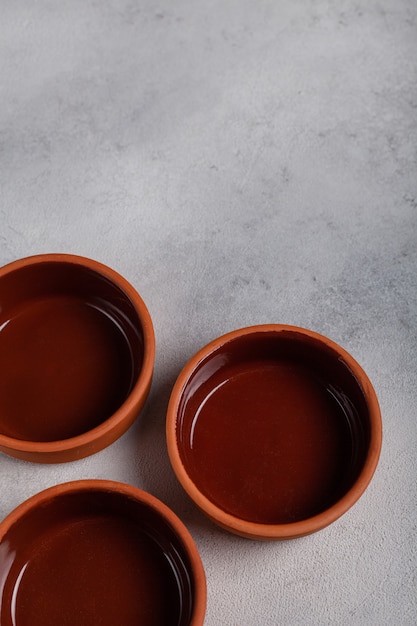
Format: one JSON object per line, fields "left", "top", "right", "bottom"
{"left": 0, "top": 480, "right": 206, "bottom": 626}
{"left": 166, "top": 325, "right": 382, "bottom": 540}
{"left": 0, "top": 254, "right": 155, "bottom": 463}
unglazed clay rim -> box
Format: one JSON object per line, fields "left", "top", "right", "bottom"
{"left": 0, "top": 254, "right": 155, "bottom": 462}
{"left": 0, "top": 480, "right": 206, "bottom": 626}
{"left": 166, "top": 324, "right": 382, "bottom": 540}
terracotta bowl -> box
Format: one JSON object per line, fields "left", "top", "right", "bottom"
{"left": 0, "top": 480, "right": 206, "bottom": 626}
{"left": 167, "top": 325, "right": 382, "bottom": 540}
{"left": 0, "top": 254, "right": 155, "bottom": 463}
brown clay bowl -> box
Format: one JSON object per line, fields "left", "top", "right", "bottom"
{"left": 0, "top": 480, "right": 206, "bottom": 626}
{"left": 166, "top": 325, "right": 382, "bottom": 540}
{"left": 0, "top": 254, "right": 155, "bottom": 463}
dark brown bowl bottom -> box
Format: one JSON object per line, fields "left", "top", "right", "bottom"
{"left": 0, "top": 259, "right": 144, "bottom": 444}
{"left": 0, "top": 486, "right": 196, "bottom": 626}
{"left": 176, "top": 329, "right": 370, "bottom": 525}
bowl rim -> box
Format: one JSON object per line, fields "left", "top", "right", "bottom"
{"left": 0, "top": 253, "right": 155, "bottom": 461}
{"left": 0, "top": 479, "right": 207, "bottom": 626}
{"left": 166, "top": 324, "right": 383, "bottom": 540}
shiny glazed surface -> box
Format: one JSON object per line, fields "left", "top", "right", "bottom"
{"left": 0, "top": 487, "right": 197, "bottom": 626}
{"left": 0, "top": 260, "right": 144, "bottom": 443}
{"left": 177, "top": 331, "right": 370, "bottom": 525}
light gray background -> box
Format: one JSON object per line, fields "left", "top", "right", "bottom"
{"left": 1, "top": 1, "right": 416, "bottom": 624}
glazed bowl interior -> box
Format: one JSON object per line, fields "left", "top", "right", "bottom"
{"left": 0, "top": 482, "right": 206, "bottom": 626}
{"left": 168, "top": 326, "right": 382, "bottom": 539}
{"left": 0, "top": 255, "right": 154, "bottom": 462}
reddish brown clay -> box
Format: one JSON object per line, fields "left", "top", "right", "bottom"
{"left": 0, "top": 254, "right": 155, "bottom": 463}
{"left": 166, "top": 325, "right": 382, "bottom": 540}
{"left": 0, "top": 480, "right": 206, "bottom": 626}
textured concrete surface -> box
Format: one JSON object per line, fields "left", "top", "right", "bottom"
{"left": 0, "top": 1, "right": 416, "bottom": 624}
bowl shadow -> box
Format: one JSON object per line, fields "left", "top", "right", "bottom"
{"left": 131, "top": 368, "right": 215, "bottom": 537}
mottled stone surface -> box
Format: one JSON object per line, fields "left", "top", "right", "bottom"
{"left": 0, "top": 1, "right": 416, "bottom": 624}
